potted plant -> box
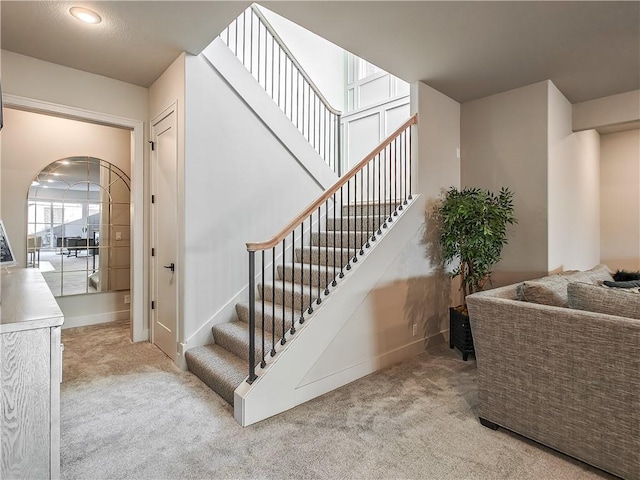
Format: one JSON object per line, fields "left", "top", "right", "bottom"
{"left": 436, "top": 186, "right": 516, "bottom": 360}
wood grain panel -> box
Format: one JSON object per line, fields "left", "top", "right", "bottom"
{"left": 1, "top": 328, "right": 51, "bottom": 479}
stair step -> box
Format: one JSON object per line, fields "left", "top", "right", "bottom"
{"left": 278, "top": 262, "right": 335, "bottom": 287}
{"left": 235, "top": 301, "right": 296, "bottom": 336}
{"left": 212, "top": 320, "right": 270, "bottom": 363}
{"left": 342, "top": 201, "right": 405, "bottom": 216}
{"left": 261, "top": 280, "right": 319, "bottom": 313}
{"left": 295, "top": 246, "right": 351, "bottom": 267}
{"left": 311, "top": 230, "right": 372, "bottom": 248}
{"left": 185, "top": 344, "right": 247, "bottom": 405}
{"left": 326, "top": 215, "right": 383, "bottom": 232}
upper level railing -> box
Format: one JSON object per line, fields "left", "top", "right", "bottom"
{"left": 220, "top": 5, "right": 343, "bottom": 175}
{"left": 245, "top": 114, "right": 418, "bottom": 383}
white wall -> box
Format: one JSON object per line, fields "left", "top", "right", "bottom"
{"left": 1, "top": 50, "right": 148, "bottom": 121}
{"left": 600, "top": 129, "right": 640, "bottom": 270}
{"left": 180, "top": 40, "right": 338, "bottom": 354}
{"left": 1, "top": 108, "right": 132, "bottom": 324}
{"left": 257, "top": 5, "right": 345, "bottom": 111}
{"left": 461, "top": 81, "right": 550, "bottom": 285}
{"left": 548, "top": 83, "right": 600, "bottom": 272}
{"left": 410, "top": 82, "right": 461, "bottom": 315}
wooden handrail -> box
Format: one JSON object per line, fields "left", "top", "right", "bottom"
{"left": 246, "top": 113, "right": 418, "bottom": 251}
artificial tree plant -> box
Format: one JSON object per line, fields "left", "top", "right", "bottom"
{"left": 436, "top": 186, "right": 516, "bottom": 360}
{"left": 437, "top": 186, "right": 517, "bottom": 312}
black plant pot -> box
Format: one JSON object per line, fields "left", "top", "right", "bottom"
{"left": 449, "top": 307, "right": 474, "bottom": 361}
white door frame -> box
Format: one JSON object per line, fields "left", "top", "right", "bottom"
{"left": 4, "top": 94, "right": 148, "bottom": 342}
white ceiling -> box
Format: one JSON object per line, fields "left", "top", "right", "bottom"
{"left": 2, "top": 1, "right": 638, "bottom": 103}
{"left": 1, "top": 1, "right": 250, "bottom": 87}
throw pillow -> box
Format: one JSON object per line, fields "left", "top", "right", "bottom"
{"left": 567, "top": 282, "right": 640, "bottom": 320}
{"left": 613, "top": 270, "right": 640, "bottom": 281}
{"left": 517, "top": 275, "right": 570, "bottom": 307}
{"left": 603, "top": 280, "right": 640, "bottom": 289}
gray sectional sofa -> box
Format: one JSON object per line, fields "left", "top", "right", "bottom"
{"left": 466, "top": 265, "right": 640, "bottom": 480}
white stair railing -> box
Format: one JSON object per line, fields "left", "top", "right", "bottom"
{"left": 220, "top": 5, "right": 343, "bottom": 175}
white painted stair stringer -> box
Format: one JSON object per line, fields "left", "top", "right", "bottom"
{"left": 235, "top": 195, "right": 441, "bottom": 426}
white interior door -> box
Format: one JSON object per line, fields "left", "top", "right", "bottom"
{"left": 151, "top": 108, "right": 178, "bottom": 360}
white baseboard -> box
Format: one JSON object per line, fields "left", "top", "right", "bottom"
{"left": 62, "top": 310, "right": 129, "bottom": 329}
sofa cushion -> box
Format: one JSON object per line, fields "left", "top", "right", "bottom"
{"left": 565, "top": 263, "right": 613, "bottom": 285}
{"left": 517, "top": 274, "right": 571, "bottom": 307}
{"left": 517, "top": 264, "right": 613, "bottom": 307}
{"left": 568, "top": 282, "right": 640, "bottom": 320}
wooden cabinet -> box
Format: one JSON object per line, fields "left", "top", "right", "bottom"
{"left": 1, "top": 269, "right": 64, "bottom": 479}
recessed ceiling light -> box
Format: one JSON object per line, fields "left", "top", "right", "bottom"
{"left": 70, "top": 6, "right": 102, "bottom": 24}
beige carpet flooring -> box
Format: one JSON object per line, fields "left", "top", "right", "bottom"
{"left": 60, "top": 320, "right": 613, "bottom": 480}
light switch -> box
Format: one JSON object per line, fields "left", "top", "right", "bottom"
{"left": 115, "top": 231, "right": 122, "bottom": 241}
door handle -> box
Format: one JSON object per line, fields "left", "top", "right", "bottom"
{"left": 163, "top": 262, "right": 175, "bottom": 272}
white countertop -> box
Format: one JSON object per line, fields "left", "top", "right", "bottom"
{"left": 0, "top": 268, "right": 64, "bottom": 334}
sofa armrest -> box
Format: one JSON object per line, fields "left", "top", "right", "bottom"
{"left": 466, "top": 294, "right": 640, "bottom": 480}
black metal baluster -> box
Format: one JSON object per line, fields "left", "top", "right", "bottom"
{"left": 372, "top": 155, "right": 377, "bottom": 241}
{"left": 284, "top": 59, "right": 288, "bottom": 120}
{"left": 388, "top": 144, "right": 393, "bottom": 224}
{"left": 377, "top": 153, "right": 382, "bottom": 236}
{"left": 401, "top": 131, "right": 406, "bottom": 208}
{"left": 339, "top": 186, "right": 345, "bottom": 278}
{"left": 346, "top": 179, "right": 351, "bottom": 270}
{"left": 394, "top": 138, "right": 399, "bottom": 217}
{"left": 383, "top": 146, "right": 388, "bottom": 229}
{"left": 324, "top": 199, "right": 329, "bottom": 295}
{"left": 308, "top": 213, "right": 314, "bottom": 314}
{"left": 299, "top": 222, "right": 305, "bottom": 324}
{"left": 316, "top": 206, "right": 322, "bottom": 304}
{"left": 261, "top": 250, "right": 266, "bottom": 368}
{"left": 271, "top": 247, "right": 276, "bottom": 357}
{"left": 281, "top": 239, "right": 286, "bottom": 345}
{"left": 366, "top": 162, "right": 371, "bottom": 248}
{"left": 332, "top": 193, "right": 337, "bottom": 287}
{"left": 290, "top": 57, "right": 295, "bottom": 124}
{"left": 353, "top": 173, "right": 358, "bottom": 263}
{"left": 359, "top": 169, "right": 364, "bottom": 256}
{"left": 248, "top": 251, "right": 257, "bottom": 383}
{"left": 290, "top": 231, "right": 296, "bottom": 335}
{"left": 409, "top": 125, "right": 413, "bottom": 200}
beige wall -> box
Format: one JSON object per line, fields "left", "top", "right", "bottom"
{"left": 600, "top": 129, "right": 640, "bottom": 270}
{"left": 548, "top": 82, "right": 600, "bottom": 272}
{"left": 573, "top": 90, "right": 640, "bottom": 132}
{"left": 461, "top": 81, "right": 549, "bottom": 285}
{"left": 1, "top": 108, "right": 131, "bottom": 267}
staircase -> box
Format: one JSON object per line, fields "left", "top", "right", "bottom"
{"left": 185, "top": 202, "right": 398, "bottom": 406}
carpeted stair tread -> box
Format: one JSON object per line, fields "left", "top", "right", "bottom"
{"left": 326, "top": 215, "right": 383, "bottom": 232}
{"left": 185, "top": 344, "right": 247, "bottom": 405}
{"left": 278, "top": 262, "right": 335, "bottom": 287}
{"left": 212, "top": 320, "right": 269, "bottom": 362}
{"left": 260, "top": 280, "right": 314, "bottom": 310}
{"left": 295, "top": 245, "right": 352, "bottom": 267}
{"left": 311, "top": 230, "right": 370, "bottom": 248}
{"left": 235, "top": 301, "right": 297, "bottom": 334}
{"left": 342, "top": 201, "right": 405, "bottom": 216}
